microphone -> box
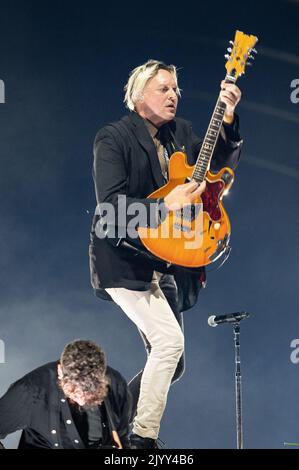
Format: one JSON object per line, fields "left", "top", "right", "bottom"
{"left": 208, "top": 311, "right": 250, "bottom": 327}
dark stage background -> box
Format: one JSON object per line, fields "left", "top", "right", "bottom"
{"left": 0, "top": 0, "right": 298, "bottom": 449}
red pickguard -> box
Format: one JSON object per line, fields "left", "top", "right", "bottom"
{"left": 201, "top": 180, "right": 225, "bottom": 221}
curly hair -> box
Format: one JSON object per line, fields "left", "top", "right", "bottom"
{"left": 59, "top": 340, "right": 109, "bottom": 407}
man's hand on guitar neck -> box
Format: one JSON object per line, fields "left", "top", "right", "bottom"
{"left": 220, "top": 80, "right": 242, "bottom": 124}
{"left": 163, "top": 180, "right": 206, "bottom": 212}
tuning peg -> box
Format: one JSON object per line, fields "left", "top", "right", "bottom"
{"left": 246, "top": 62, "right": 253, "bottom": 66}
{"left": 229, "top": 40, "right": 234, "bottom": 45}
{"left": 248, "top": 55, "right": 255, "bottom": 60}
{"left": 224, "top": 54, "right": 230, "bottom": 59}
{"left": 227, "top": 47, "right": 232, "bottom": 53}
{"left": 251, "top": 48, "right": 257, "bottom": 54}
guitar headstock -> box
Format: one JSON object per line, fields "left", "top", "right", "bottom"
{"left": 225, "top": 30, "right": 258, "bottom": 80}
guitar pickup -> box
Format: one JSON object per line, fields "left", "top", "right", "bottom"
{"left": 173, "top": 223, "right": 191, "bottom": 232}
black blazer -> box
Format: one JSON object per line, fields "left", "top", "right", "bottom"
{"left": 89, "top": 111, "right": 243, "bottom": 311}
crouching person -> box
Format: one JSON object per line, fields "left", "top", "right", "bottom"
{"left": 0, "top": 340, "right": 131, "bottom": 449}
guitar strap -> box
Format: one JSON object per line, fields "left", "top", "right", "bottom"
{"left": 104, "top": 397, "right": 123, "bottom": 449}
{"left": 163, "top": 124, "right": 182, "bottom": 154}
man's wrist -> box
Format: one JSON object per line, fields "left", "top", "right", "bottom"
{"left": 223, "top": 112, "right": 234, "bottom": 125}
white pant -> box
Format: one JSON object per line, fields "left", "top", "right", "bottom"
{"left": 106, "top": 272, "right": 184, "bottom": 439}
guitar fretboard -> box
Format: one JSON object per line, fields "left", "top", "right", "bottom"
{"left": 192, "top": 76, "right": 236, "bottom": 183}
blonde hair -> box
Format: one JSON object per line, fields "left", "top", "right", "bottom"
{"left": 124, "top": 59, "right": 181, "bottom": 111}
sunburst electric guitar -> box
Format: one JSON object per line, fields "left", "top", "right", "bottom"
{"left": 138, "top": 30, "right": 258, "bottom": 268}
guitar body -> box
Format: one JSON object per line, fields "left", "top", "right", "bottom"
{"left": 137, "top": 151, "right": 234, "bottom": 267}
{"left": 137, "top": 31, "right": 258, "bottom": 268}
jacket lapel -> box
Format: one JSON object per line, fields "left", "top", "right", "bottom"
{"left": 127, "top": 112, "right": 165, "bottom": 188}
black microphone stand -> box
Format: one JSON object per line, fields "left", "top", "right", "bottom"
{"left": 208, "top": 311, "right": 249, "bottom": 448}
{"left": 233, "top": 322, "right": 243, "bottom": 449}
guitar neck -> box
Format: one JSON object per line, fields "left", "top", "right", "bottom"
{"left": 192, "top": 76, "right": 236, "bottom": 184}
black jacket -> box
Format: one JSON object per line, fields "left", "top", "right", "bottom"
{"left": 89, "top": 111, "right": 243, "bottom": 312}
{"left": 0, "top": 362, "right": 131, "bottom": 449}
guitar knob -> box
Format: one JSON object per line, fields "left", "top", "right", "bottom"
{"left": 221, "top": 171, "right": 233, "bottom": 184}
